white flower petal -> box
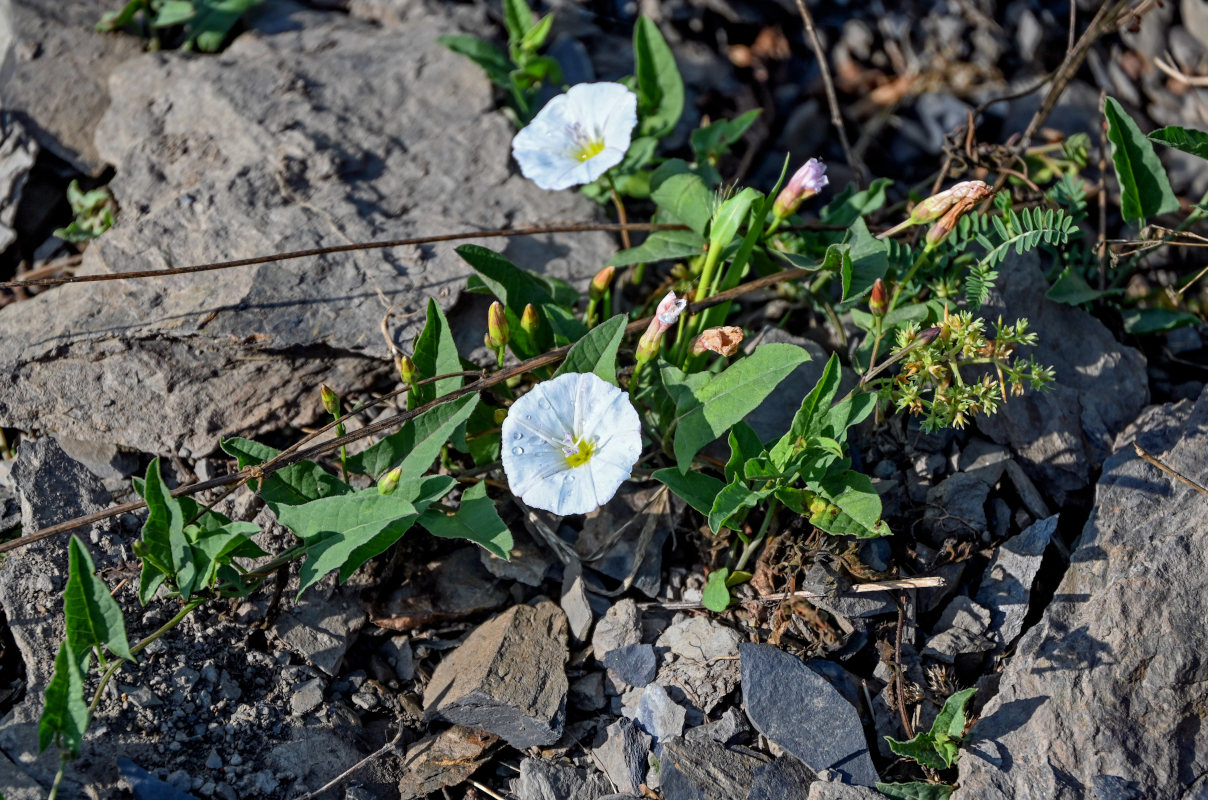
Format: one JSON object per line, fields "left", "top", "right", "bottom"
{"left": 501, "top": 372, "right": 642, "bottom": 516}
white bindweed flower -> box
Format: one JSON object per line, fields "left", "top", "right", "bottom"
{"left": 501, "top": 372, "right": 642, "bottom": 516}
{"left": 511, "top": 82, "right": 638, "bottom": 191}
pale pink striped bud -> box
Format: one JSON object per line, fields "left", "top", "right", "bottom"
{"left": 636, "top": 291, "right": 688, "bottom": 363}
{"left": 772, "top": 158, "right": 828, "bottom": 219}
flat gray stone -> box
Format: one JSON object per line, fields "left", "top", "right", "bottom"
{"left": 593, "top": 718, "right": 651, "bottom": 795}
{"left": 604, "top": 643, "right": 657, "bottom": 687}
{"left": 561, "top": 560, "right": 594, "bottom": 643}
{"left": 396, "top": 726, "right": 496, "bottom": 800}
{"left": 806, "top": 779, "right": 883, "bottom": 799}
{"left": 593, "top": 599, "right": 642, "bottom": 661}
{"left": 0, "top": 4, "right": 612, "bottom": 457}
{"left": 684, "top": 707, "right": 750, "bottom": 747}
{"left": 425, "top": 600, "right": 569, "bottom": 748}
{"left": 955, "top": 387, "right": 1208, "bottom": 799}
{"left": 976, "top": 251, "right": 1149, "bottom": 504}
{"left": 289, "top": 678, "right": 325, "bottom": 717}
{"left": 658, "top": 738, "right": 766, "bottom": 800}
{"left": 958, "top": 438, "right": 1010, "bottom": 487}
{"left": 740, "top": 643, "right": 878, "bottom": 786}
{"left": 510, "top": 758, "right": 612, "bottom": 800}
{"left": 635, "top": 683, "right": 687, "bottom": 745}
{"left": 974, "top": 515, "right": 1058, "bottom": 650}
{"left": 0, "top": 114, "right": 35, "bottom": 251}
{"left": 748, "top": 755, "right": 815, "bottom": 800}
{"left": 274, "top": 585, "right": 365, "bottom": 675}
{"left": 924, "top": 472, "right": 989, "bottom": 541}
{"left": 655, "top": 616, "right": 742, "bottom": 715}
{"left": 921, "top": 596, "right": 994, "bottom": 663}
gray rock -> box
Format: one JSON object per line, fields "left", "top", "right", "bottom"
{"left": 974, "top": 515, "right": 1058, "bottom": 650}
{"left": 748, "top": 755, "right": 815, "bottom": 800}
{"left": 0, "top": 0, "right": 12, "bottom": 96}
{"left": 0, "top": 115, "right": 35, "bottom": 251}
{"left": 117, "top": 758, "right": 200, "bottom": 800}
{"left": 510, "top": 758, "right": 612, "bottom": 800}
{"left": 380, "top": 636, "right": 414, "bottom": 682}
{"left": 569, "top": 672, "right": 606, "bottom": 712}
{"left": 634, "top": 683, "right": 687, "bottom": 745}
{"left": 954, "top": 388, "right": 1208, "bottom": 799}
{"left": 481, "top": 524, "right": 552, "bottom": 587}
{"left": 806, "top": 778, "right": 883, "bottom": 799}
{"left": 658, "top": 738, "right": 767, "bottom": 800}
{"left": 579, "top": 484, "right": 672, "bottom": 598}
{"left": 274, "top": 585, "right": 365, "bottom": 675}
{"left": 0, "top": 5, "right": 611, "bottom": 457}
{"left": 924, "top": 472, "right": 989, "bottom": 541}
{"left": 740, "top": 644, "right": 878, "bottom": 786}
{"left": 683, "top": 707, "right": 750, "bottom": 747}
{"left": 603, "top": 643, "right": 657, "bottom": 687}
{"left": 921, "top": 596, "right": 994, "bottom": 663}
{"left": 958, "top": 438, "right": 1010, "bottom": 487}
{"left": 976, "top": 252, "right": 1149, "bottom": 504}
{"left": 289, "top": 678, "right": 325, "bottom": 717}
{"left": 425, "top": 600, "right": 569, "bottom": 748}
{"left": 204, "top": 748, "right": 223, "bottom": 770}
{"left": 593, "top": 718, "right": 651, "bottom": 795}
{"left": 53, "top": 436, "right": 140, "bottom": 494}
{"left": 267, "top": 721, "right": 374, "bottom": 796}
{"left": 375, "top": 546, "right": 509, "bottom": 629}
{"left": 1003, "top": 460, "right": 1052, "bottom": 520}
{"left": 561, "top": 559, "right": 594, "bottom": 643}
{"left": 655, "top": 616, "right": 743, "bottom": 715}
{"left": 593, "top": 599, "right": 642, "bottom": 661}
{"left": 987, "top": 497, "right": 1012, "bottom": 540}
{"left": 0, "top": 749, "right": 46, "bottom": 800}
{"left": 396, "top": 726, "right": 497, "bottom": 800}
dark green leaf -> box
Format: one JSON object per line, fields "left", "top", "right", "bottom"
{"left": 842, "top": 218, "right": 890, "bottom": 300}
{"left": 708, "top": 480, "right": 764, "bottom": 532}
{"left": 554, "top": 315, "right": 627, "bottom": 385}
{"left": 633, "top": 16, "right": 684, "bottom": 138}
{"left": 725, "top": 422, "right": 765, "bottom": 484}
{"left": 139, "top": 458, "right": 191, "bottom": 603}
{"left": 1104, "top": 97, "right": 1180, "bottom": 223}
{"left": 410, "top": 299, "right": 463, "bottom": 407}
{"left": 932, "top": 687, "right": 977, "bottom": 743}
{"left": 346, "top": 394, "right": 479, "bottom": 480}
{"left": 38, "top": 643, "right": 91, "bottom": 755}
{"left": 418, "top": 482, "right": 513, "bottom": 559}
{"left": 820, "top": 178, "right": 892, "bottom": 227}
{"left": 673, "top": 344, "right": 812, "bottom": 471}
{"left": 65, "top": 536, "right": 133, "bottom": 662}
{"left": 543, "top": 304, "right": 590, "bottom": 347}
{"left": 885, "top": 732, "right": 949, "bottom": 771}
{"left": 690, "top": 110, "right": 760, "bottom": 162}
{"left": 455, "top": 245, "right": 554, "bottom": 312}
{"left": 609, "top": 229, "right": 705, "bottom": 266}
{"left": 770, "top": 354, "right": 838, "bottom": 468}
{"left": 1046, "top": 267, "right": 1106, "bottom": 306}
{"left": 652, "top": 468, "right": 726, "bottom": 516}
{"left": 1121, "top": 307, "right": 1201, "bottom": 334}
{"left": 651, "top": 173, "right": 713, "bottom": 235}
{"left": 438, "top": 35, "right": 513, "bottom": 88}
{"left": 702, "top": 568, "right": 732, "bottom": 612}
{"left": 1149, "top": 125, "right": 1208, "bottom": 161}
{"left": 220, "top": 438, "right": 352, "bottom": 513}
{"left": 875, "top": 781, "right": 954, "bottom": 800}
{"left": 185, "top": 0, "right": 265, "bottom": 52}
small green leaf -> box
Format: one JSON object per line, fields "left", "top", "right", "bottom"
{"left": 518, "top": 13, "right": 554, "bottom": 53}
{"left": 875, "top": 781, "right": 954, "bottom": 800}
{"left": 633, "top": 16, "right": 684, "bottom": 138}
{"left": 691, "top": 110, "right": 761, "bottom": 163}
{"left": 931, "top": 687, "right": 977, "bottom": 743}
{"left": 673, "top": 344, "right": 812, "bottom": 471}
{"left": 702, "top": 568, "right": 732, "bottom": 612}
{"left": 708, "top": 480, "right": 764, "bottom": 533}
{"left": 652, "top": 467, "right": 726, "bottom": 516}
{"left": 724, "top": 422, "right": 765, "bottom": 484}
{"left": 418, "top": 482, "right": 513, "bottom": 559}
{"left": 1104, "top": 97, "right": 1180, "bottom": 223}
{"left": 770, "top": 354, "right": 840, "bottom": 469}
{"left": 885, "top": 732, "right": 948, "bottom": 771}
{"left": 139, "top": 458, "right": 191, "bottom": 603}
{"left": 410, "top": 299, "right": 464, "bottom": 407}
{"left": 725, "top": 570, "right": 752, "bottom": 587}
{"left": 346, "top": 394, "right": 479, "bottom": 480}
{"left": 820, "top": 178, "right": 893, "bottom": 227}
{"left": 184, "top": 0, "right": 265, "bottom": 52}
{"left": 65, "top": 536, "right": 133, "bottom": 662}
{"left": 609, "top": 230, "right": 706, "bottom": 266}
{"left": 1046, "top": 267, "right": 1107, "bottom": 306}
{"left": 502, "top": 0, "right": 536, "bottom": 45}
{"left": 1121, "top": 307, "right": 1201, "bottom": 334}
{"left": 455, "top": 245, "right": 554, "bottom": 312}
{"left": 220, "top": 438, "right": 352, "bottom": 513}
{"left": 554, "top": 314, "right": 627, "bottom": 385}
{"left": 709, "top": 188, "right": 761, "bottom": 252}
{"left": 543, "top": 304, "right": 590, "bottom": 347}
{"left": 842, "top": 218, "right": 890, "bottom": 300}
{"left": 438, "top": 35, "right": 513, "bottom": 88}
{"left": 38, "top": 643, "right": 91, "bottom": 755}
{"left": 151, "top": 0, "right": 195, "bottom": 27}
{"left": 651, "top": 173, "right": 713, "bottom": 235}
{"left": 812, "top": 470, "right": 889, "bottom": 538}
{"left": 1149, "top": 124, "right": 1208, "bottom": 161}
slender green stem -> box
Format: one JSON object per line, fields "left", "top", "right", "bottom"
{"left": 735, "top": 499, "right": 778, "bottom": 573}
{"left": 585, "top": 297, "right": 599, "bottom": 328}
{"left": 87, "top": 597, "right": 206, "bottom": 719}
{"left": 694, "top": 243, "right": 724, "bottom": 305}
{"left": 47, "top": 755, "right": 68, "bottom": 800}
{"left": 865, "top": 313, "right": 885, "bottom": 375}
{"left": 765, "top": 213, "right": 786, "bottom": 237}
{"left": 888, "top": 247, "right": 933, "bottom": 314}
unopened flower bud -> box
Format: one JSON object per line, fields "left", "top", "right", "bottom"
{"left": 690, "top": 325, "right": 744, "bottom": 357}
{"left": 772, "top": 157, "right": 828, "bottom": 220}
{"left": 636, "top": 291, "right": 688, "bottom": 364}
{"left": 869, "top": 279, "right": 888, "bottom": 316}
{"left": 925, "top": 205, "right": 963, "bottom": 248}
{"left": 879, "top": 180, "right": 994, "bottom": 239}
{"left": 485, "top": 301, "right": 509, "bottom": 350}
{"left": 520, "top": 303, "right": 540, "bottom": 338}
{"left": 320, "top": 384, "right": 340, "bottom": 417}
{"left": 377, "top": 466, "right": 402, "bottom": 495}
{"left": 915, "top": 326, "right": 942, "bottom": 346}
{"left": 397, "top": 354, "right": 417, "bottom": 385}
{"left": 589, "top": 266, "right": 615, "bottom": 302}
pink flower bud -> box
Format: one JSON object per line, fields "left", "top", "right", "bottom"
{"left": 636, "top": 291, "right": 688, "bottom": 363}
{"left": 589, "top": 266, "right": 615, "bottom": 302}
{"left": 869, "top": 279, "right": 888, "bottom": 316}
{"left": 772, "top": 158, "right": 828, "bottom": 219}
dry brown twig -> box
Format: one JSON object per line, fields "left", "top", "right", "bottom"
{"left": 1133, "top": 443, "right": 1208, "bottom": 500}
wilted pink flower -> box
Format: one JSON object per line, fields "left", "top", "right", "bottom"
{"left": 773, "top": 158, "right": 829, "bottom": 219}
{"left": 690, "top": 326, "right": 744, "bottom": 357}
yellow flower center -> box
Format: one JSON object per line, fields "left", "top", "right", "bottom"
{"left": 574, "top": 139, "right": 605, "bottom": 162}
{"left": 566, "top": 122, "right": 605, "bottom": 162}
{"left": 562, "top": 436, "right": 596, "bottom": 468}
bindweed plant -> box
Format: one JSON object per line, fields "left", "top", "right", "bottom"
{"left": 33, "top": 8, "right": 1083, "bottom": 786}
{"left": 97, "top": 0, "right": 266, "bottom": 52}
{"left": 877, "top": 687, "right": 978, "bottom": 799}
{"left": 52, "top": 181, "right": 116, "bottom": 244}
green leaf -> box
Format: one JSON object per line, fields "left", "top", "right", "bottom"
{"left": 1046, "top": 267, "right": 1107, "bottom": 306}
{"left": 708, "top": 480, "right": 763, "bottom": 533}
{"left": 651, "top": 173, "right": 713, "bottom": 235}
{"left": 503, "top": 0, "right": 536, "bottom": 46}
{"left": 673, "top": 344, "right": 812, "bottom": 471}
{"left": 518, "top": 13, "right": 554, "bottom": 53}
{"left": 702, "top": 568, "right": 732, "bottom": 612}
{"left": 65, "top": 536, "right": 133, "bottom": 662}
{"left": 346, "top": 394, "right": 479, "bottom": 480}
{"left": 554, "top": 315, "right": 627, "bottom": 385}
{"left": 281, "top": 477, "right": 455, "bottom": 596}
{"left": 710, "top": 188, "right": 761, "bottom": 251}
{"left": 812, "top": 470, "right": 889, "bottom": 538}
{"left": 151, "top": 0, "right": 195, "bottom": 27}
{"left": 438, "top": 35, "right": 513, "bottom": 88}
{"left": 1104, "top": 97, "right": 1180, "bottom": 223}
{"left": 609, "top": 229, "right": 705, "bottom": 266}
{"left": 691, "top": 110, "right": 761, "bottom": 163}
{"left": 97, "top": 0, "right": 146, "bottom": 31}
{"left": 820, "top": 178, "right": 892, "bottom": 227}
{"left": 220, "top": 438, "right": 352, "bottom": 513}
{"left": 188, "top": 521, "right": 266, "bottom": 590}
{"left": 543, "top": 304, "right": 590, "bottom": 347}
{"left": 38, "top": 643, "right": 91, "bottom": 755}
{"left": 725, "top": 422, "right": 765, "bottom": 484}
{"left": 139, "top": 458, "right": 191, "bottom": 603}
{"left": 418, "top": 482, "right": 513, "bottom": 559}
{"left": 455, "top": 245, "right": 554, "bottom": 312}
{"left": 652, "top": 467, "right": 726, "bottom": 516}
{"left": 932, "top": 687, "right": 977, "bottom": 743}
{"left": 184, "top": 0, "right": 265, "bottom": 52}
{"left": 770, "top": 354, "right": 839, "bottom": 468}
{"left": 875, "top": 782, "right": 954, "bottom": 800}
{"left": 410, "top": 299, "right": 464, "bottom": 407}
{"left": 633, "top": 17, "right": 684, "bottom": 138}
{"left": 842, "top": 218, "right": 890, "bottom": 300}
{"left": 885, "top": 733, "right": 949, "bottom": 771}
{"left": 1121, "top": 307, "right": 1201, "bottom": 334}
{"left": 1149, "top": 124, "right": 1208, "bottom": 161}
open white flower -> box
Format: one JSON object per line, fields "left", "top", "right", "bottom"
{"left": 511, "top": 82, "right": 638, "bottom": 191}
{"left": 501, "top": 372, "right": 642, "bottom": 515}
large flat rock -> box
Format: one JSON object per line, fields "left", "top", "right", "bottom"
{"left": 0, "top": 2, "right": 612, "bottom": 457}
{"left": 955, "top": 386, "right": 1208, "bottom": 799}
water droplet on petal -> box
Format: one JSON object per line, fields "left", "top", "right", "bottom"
{"left": 512, "top": 432, "right": 523, "bottom": 440}
{"left": 513, "top": 446, "right": 524, "bottom": 455}
{"left": 538, "top": 399, "right": 550, "bottom": 409}
{"left": 566, "top": 474, "right": 575, "bottom": 482}
{"left": 525, "top": 415, "right": 533, "bottom": 421}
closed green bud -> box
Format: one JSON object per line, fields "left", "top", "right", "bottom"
{"left": 589, "top": 266, "right": 615, "bottom": 302}
{"left": 520, "top": 303, "right": 540, "bottom": 338}
{"left": 485, "top": 301, "right": 509, "bottom": 350}
{"left": 397, "top": 354, "right": 417, "bottom": 385}
{"left": 320, "top": 384, "right": 340, "bottom": 417}
{"left": 377, "top": 466, "right": 403, "bottom": 495}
